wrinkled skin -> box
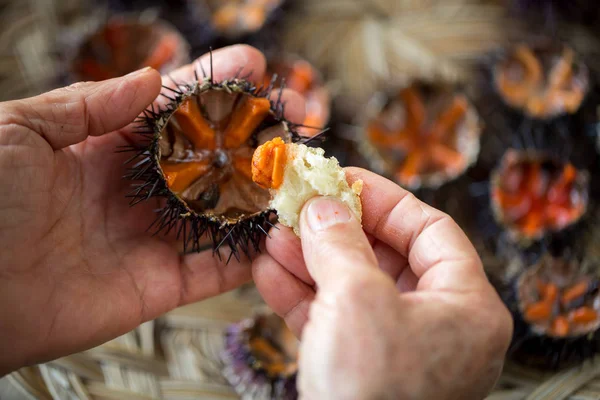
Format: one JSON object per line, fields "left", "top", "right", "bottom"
{"left": 0, "top": 45, "right": 305, "bottom": 375}
{"left": 253, "top": 170, "right": 513, "bottom": 400}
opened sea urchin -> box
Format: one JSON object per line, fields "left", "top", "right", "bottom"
{"left": 123, "top": 64, "right": 306, "bottom": 260}
{"left": 362, "top": 83, "right": 481, "bottom": 190}
{"left": 508, "top": 254, "right": 600, "bottom": 368}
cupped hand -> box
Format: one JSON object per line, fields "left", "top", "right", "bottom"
{"left": 0, "top": 45, "right": 305, "bottom": 375}
{"left": 252, "top": 168, "right": 514, "bottom": 400}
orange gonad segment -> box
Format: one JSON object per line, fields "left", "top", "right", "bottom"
{"left": 224, "top": 97, "right": 271, "bottom": 149}
{"left": 368, "top": 87, "right": 426, "bottom": 150}
{"left": 561, "top": 281, "right": 589, "bottom": 306}
{"left": 141, "top": 34, "right": 178, "bottom": 70}
{"left": 161, "top": 162, "right": 211, "bottom": 193}
{"left": 399, "top": 87, "right": 426, "bottom": 134}
{"left": 498, "top": 46, "right": 584, "bottom": 117}
{"left": 173, "top": 98, "right": 216, "bottom": 150}
{"left": 531, "top": 48, "right": 581, "bottom": 116}
{"left": 396, "top": 151, "right": 427, "bottom": 185}
{"left": 429, "top": 145, "right": 466, "bottom": 174}
{"left": 429, "top": 96, "right": 469, "bottom": 141}
{"left": 367, "top": 122, "right": 413, "bottom": 150}
{"left": 550, "top": 316, "right": 570, "bottom": 337}
{"left": 251, "top": 137, "right": 287, "bottom": 189}
{"left": 570, "top": 307, "right": 598, "bottom": 324}
{"left": 524, "top": 302, "right": 552, "bottom": 322}
{"left": 498, "top": 45, "right": 543, "bottom": 108}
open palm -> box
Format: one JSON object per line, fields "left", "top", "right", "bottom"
{"left": 0, "top": 45, "right": 300, "bottom": 375}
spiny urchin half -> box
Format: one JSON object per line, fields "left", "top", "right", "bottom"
{"left": 120, "top": 60, "right": 321, "bottom": 262}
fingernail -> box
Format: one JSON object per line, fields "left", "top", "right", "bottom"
{"left": 306, "top": 197, "right": 352, "bottom": 232}
{"left": 126, "top": 66, "right": 153, "bottom": 77}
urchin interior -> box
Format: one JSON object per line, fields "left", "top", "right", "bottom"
{"left": 158, "top": 89, "right": 289, "bottom": 222}
{"left": 491, "top": 153, "right": 588, "bottom": 238}
{"left": 367, "top": 86, "right": 480, "bottom": 188}
{"left": 518, "top": 258, "right": 600, "bottom": 338}
{"left": 494, "top": 45, "right": 588, "bottom": 118}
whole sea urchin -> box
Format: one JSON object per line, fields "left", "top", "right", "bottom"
{"left": 222, "top": 313, "right": 298, "bottom": 400}
{"left": 361, "top": 83, "right": 481, "bottom": 190}
{"left": 490, "top": 149, "right": 589, "bottom": 245}
{"left": 508, "top": 254, "right": 600, "bottom": 369}
{"left": 121, "top": 57, "right": 310, "bottom": 261}
{"left": 493, "top": 43, "right": 589, "bottom": 121}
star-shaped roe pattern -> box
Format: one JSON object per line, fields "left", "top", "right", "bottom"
{"left": 76, "top": 20, "right": 181, "bottom": 81}
{"left": 367, "top": 87, "right": 471, "bottom": 189}
{"left": 159, "top": 92, "right": 273, "bottom": 217}
{"left": 495, "top": 45, "right": 587, "bottom": 119}
{"left": 519, "top": 260, "right": 600, "bottom": 338}
{"left": 491, "top": 151, "right": 588, "bottom": 240}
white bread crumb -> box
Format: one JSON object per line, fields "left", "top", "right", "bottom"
{"left": 269, "top": 143, "right": 363, "bottom": 236}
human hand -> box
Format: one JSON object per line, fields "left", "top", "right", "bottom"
{"left": 0, "top": 45, "right": 305, "bottom": 375}
{"left": 252, "top": 168, "right": 513, "bottom": 400}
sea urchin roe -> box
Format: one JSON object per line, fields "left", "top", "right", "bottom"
{"left": 251, "top": 137, "right": 287, "bottom": 189}
{"left": 366, "top": 85, "right": 480, "bottom": 189}
{"left": 491, "top": 151, "right": 588, "bottom": 240}
{"left": 495, "top": 44, "right": 588, "bottom": 119}
{"left": 518, "top": 257, "right": 600, "bottom": 339}
{"left": 158, "top": 90, "right": 284, "bottom": 220}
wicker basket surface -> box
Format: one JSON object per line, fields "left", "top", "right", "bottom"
{"left": 0, "top": 286, "right": 599, "bottom": 400}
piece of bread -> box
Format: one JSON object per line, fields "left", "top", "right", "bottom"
{"left": 252, "top": 138, "right": 363, "bottom": 236}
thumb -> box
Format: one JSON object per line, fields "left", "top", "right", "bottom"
{"left": 299, "top": 196, "right": 379, "bottom": 288}
{"left": 1, "top": 67, "right": 162, "bottom": 150}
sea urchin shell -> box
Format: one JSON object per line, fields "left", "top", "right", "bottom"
{"left": 363, "top": 84, "right": 481, "bottom": 190}
{"left": 222, "top": 313, "right": 298, "bottom": 400}
{"left": 494, "top": 43, "right": 589, "bottom": 120}
{"left": 490, "top": 150, "right": 589, "bottom": 244}
{"left": 123, "top": 64, "right": 305, "bottom": 261}
{"left": 509, "top": 254, "right": 600, "bottom": 368}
